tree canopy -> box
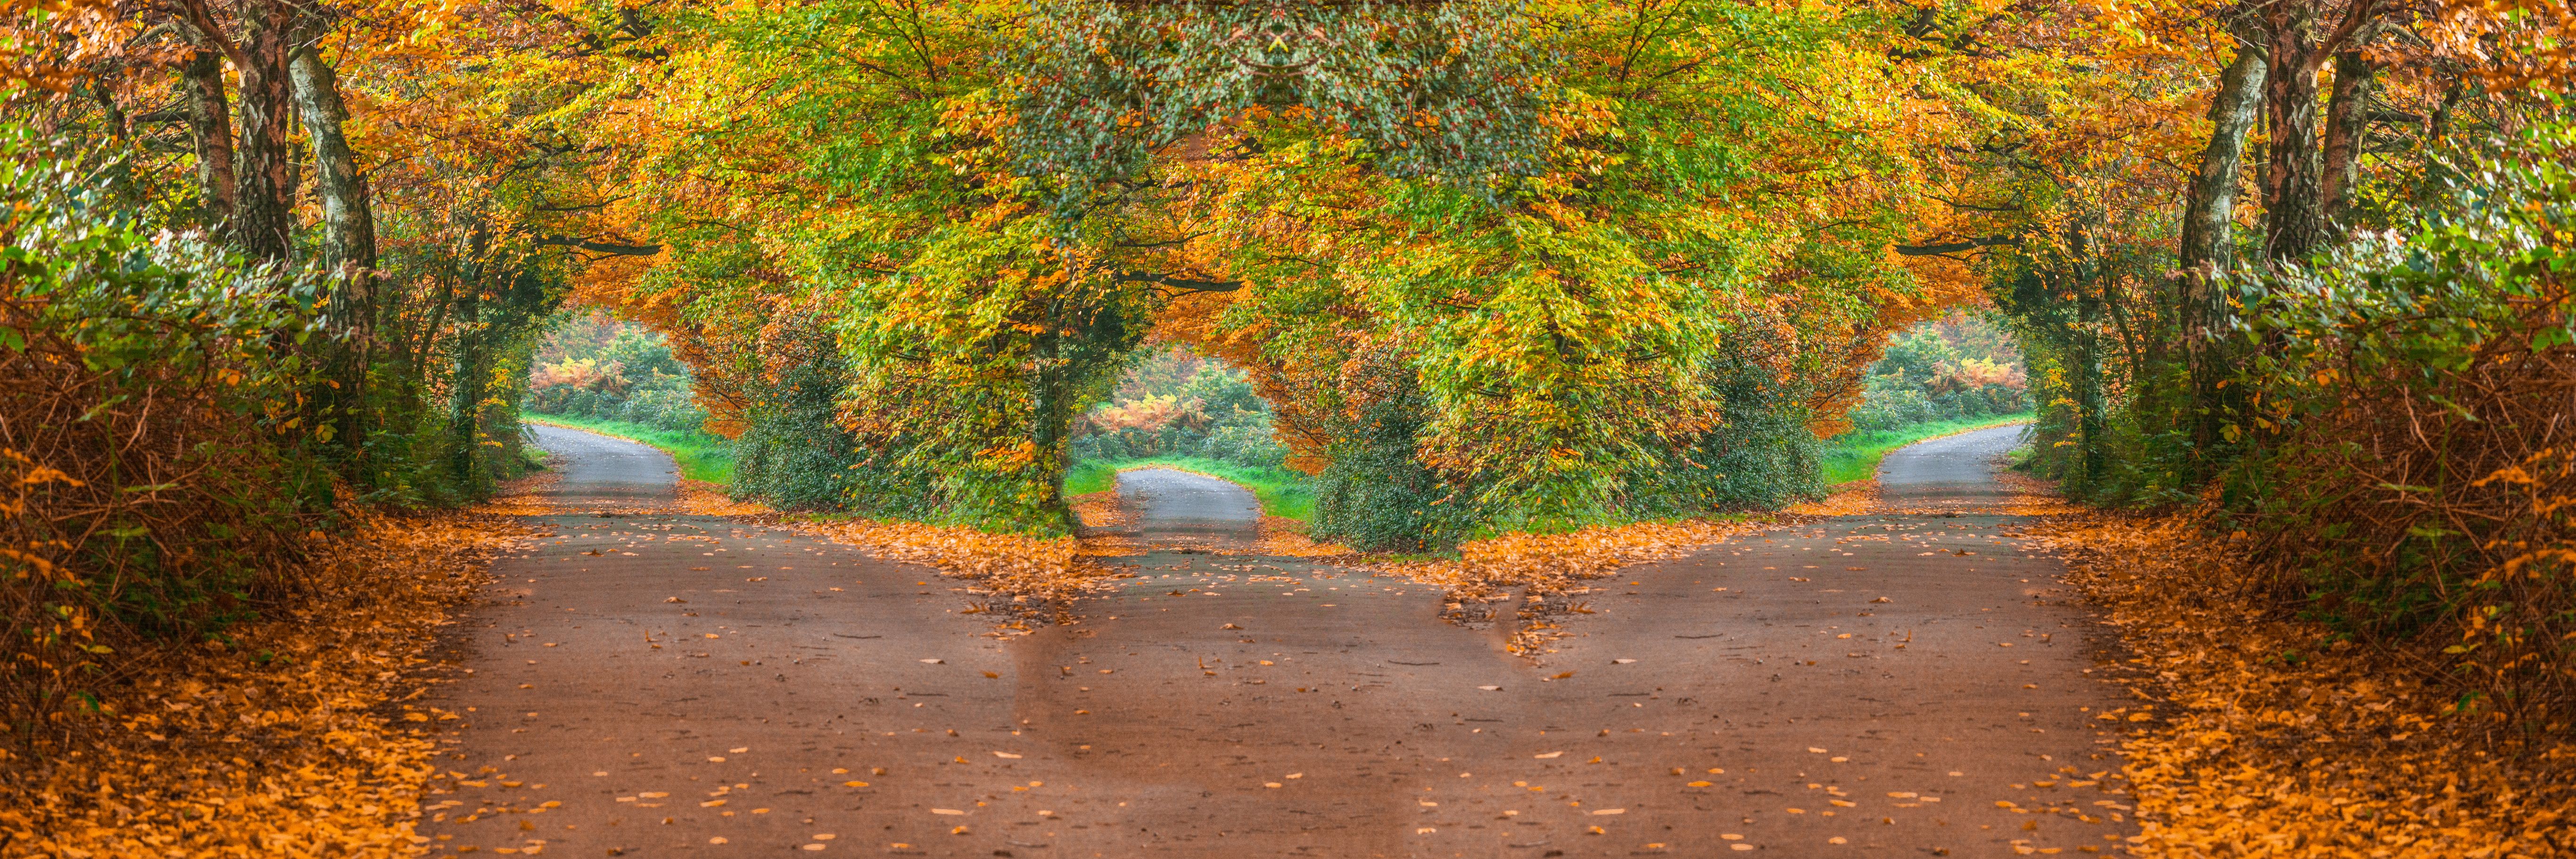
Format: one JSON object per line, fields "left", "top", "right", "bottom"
{"left": 15, "top": 0, "right": 2572, "bottom": 552}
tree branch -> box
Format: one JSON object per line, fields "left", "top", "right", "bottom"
{"left": 536, "top": 235, "right": 662, "bottom": 256}
{"left": 1113, "top": 270, "right": 1243, "bottom": 292}
{"left": 2305, "top": 0, "right": 2376, "bottom": 74}
{"left": 1893, "top": 235, "right": 2022, "bottom": 256}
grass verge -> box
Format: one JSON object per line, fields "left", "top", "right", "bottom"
{"left": 524, "top": 414, "right": 735, "bottom": 484}
{"left": 1065, "top": 456, "right": 1316, "bottom": 520}
{"left": 1822, "top": 412, "right": 2033, "bottom": 485}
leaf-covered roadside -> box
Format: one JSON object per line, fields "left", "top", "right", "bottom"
{"left": 1367, "top": 517, "right": 1786, "bottom": 655}
{"left": 787, "top": 517, "right": 1113, "bottom": 626}
{"left": 2032, "top": 510, "right": 2576, "bottom": 858}
{"left": 0, "top": 510, "right": 531, "bottom": 858}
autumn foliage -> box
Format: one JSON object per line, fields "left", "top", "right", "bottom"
{"left": 0, "top": 151, "right": 336, "bottom": 748}
{"left": 2226, "top": 137, "right": 2576, "bottom": 729}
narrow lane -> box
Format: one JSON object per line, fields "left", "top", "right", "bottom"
{"left": 1112, "top": 467, "right": 1263, "bottom": 550}
{"left": 420, "top": 428, "right": 1027, "bottom": 858}
{"left": 1492, "top": 424, "right": 2139, "bottom": 857}
{"left": 419, "top": 425, "right": 2132, "bottom": 859}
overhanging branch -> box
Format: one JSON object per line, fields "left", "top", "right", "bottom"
{"left": 1113, "top": 270, "right": 1243, "bottom": 292}
{"left": 536, "top": 235, "right": 663, "bottom": 256}
{"left": 1893, "top": 235, "right": 2021, "bottom": 257}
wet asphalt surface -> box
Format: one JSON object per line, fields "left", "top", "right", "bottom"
{"left": 418, "top": 425, "right": 2138, "bottom": 858}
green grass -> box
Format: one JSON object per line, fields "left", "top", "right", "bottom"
{"left": 1064, "top": 456, "right": 1317, "bottom": 520}
{"left": 1821, "top": 412, "right": 2034, "bottom": 485}
{"left": 524, "top": 414, "right": 736, "bottom": 484}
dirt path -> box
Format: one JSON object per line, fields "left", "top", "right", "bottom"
{"left": 420, "top": 426, "right": 2133, "bottom": 858}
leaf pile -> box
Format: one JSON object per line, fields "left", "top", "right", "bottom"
{"left": 1255, "top": 516, "right": 1352, "bottom": 558}
{"left": 0, "top": 509, "right": 528, "bottom": 858}
{"left": 1371, "top": 516, "right": 1781, "bottom": 602}
{"left": 676, "top": 479, "right": 770, "bottom": 517}
{"left": 792, "top": 517, "right": 1115, "bottom": 613}
{"left": 2034, "top": 509, "right": 2576, "bottom": 858}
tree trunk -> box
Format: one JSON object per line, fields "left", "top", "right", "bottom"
{"left": 289, "top": 45, "right": 376, "bottom": 276}
{"left": 2179, "top": 22, "right": 2269, "bottom": 279}
{"left": 2074, "top": 284, "right": 2108, "bottom": 492}
{"left": 292, "top": 42, "right": 381, "bottom": 459}
{"left": 449, "top": 233, "right": 490, "bottom": 494}
{"left": 448, "top": 293, "right": 486, "bottom": 492}
{"left": 1034, "top": 295, "right": 1073, "bottom": 530}
{"left": 2180, "top": 17, "right": 2269, "bottom": 465}
{"left": 230, "top": 1, "right": 298, "bottom": 264}
{"left": 2262, "top": 1, "right": 2326, "bottom": 266}
{"left": 2320, "top": 49, "right": 2377, "bottom": 223}
{"left": 179, "top": 50, "right": 239, "bottom": 225}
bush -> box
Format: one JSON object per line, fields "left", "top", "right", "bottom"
{"left": 1842, "top": 315, "right": 2031, "bottom": 435}
{"left": 2226, "top": 124, "right": 2576, "bottom": 728}
{"left": 1069, "top": 353, "right": 1288, "bottom": 471}
{"left": 0, "top": 143, "right": 335, "bottom": 747}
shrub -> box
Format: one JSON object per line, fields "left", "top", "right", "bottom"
{"left": 0, "top": 143, "right": 334, "bottom": 748}
{"left": 2227, "top": 124, "right": 2576, "bottom": 729}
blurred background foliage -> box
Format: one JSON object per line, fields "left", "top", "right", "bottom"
{"left": 1842, "top": 313, "right": 2031, "bottom": 436}
{"left": 525, "top": 314, "right": 709, "bottom": 434}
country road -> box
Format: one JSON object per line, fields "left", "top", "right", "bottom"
{"left": 419, "top": 425, "right": 2137, "bottom": 858}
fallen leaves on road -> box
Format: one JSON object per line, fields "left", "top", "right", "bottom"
{"left": 1255, "top": 516, "right": 1352, "bottom": 557}
{"left": 1068, "top": 489, "right": 1129, "bottom": 529}
{"left": 1785, "top": 480, "right": 1877, "bottom": 516}
{"left": 791, "top": 516, "right": 1113, "bottom": 617}
{"left": 2033, "top": 507, "right": 2576, "bottom": 858}
{"left": 1364, "top": 517, "right": 1780, "bottom": 653}
{"left": 1371, "top": 517, "right": 1779, "bottom": 600}
{"left": 480, "top": 468, "right": 564, "bottom": 516}
{"left": 678, "top": 479, "right": 772, "bottom": 516}
{"left": 0, "top": 509, "right": 526, "bottom": 856}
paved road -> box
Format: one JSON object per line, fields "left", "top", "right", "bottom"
{"left": 419, "top": 424, "right": 2134, "bottom": 858}
{"left": 528, "top": 423, "right": 680, "bottom": 509}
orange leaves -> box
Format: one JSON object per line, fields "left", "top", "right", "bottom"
{"left": 2035, "top": 507, "right": 2576, "bottom": 858}
{"left": 793, "top": 516, "right": 1108, "bottom": 609}
{"left": 0, "top": 508, "right": 529, "bottom": 856}
{"left": 1371, "top": 517, "right": 1775, "bottom": 640}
